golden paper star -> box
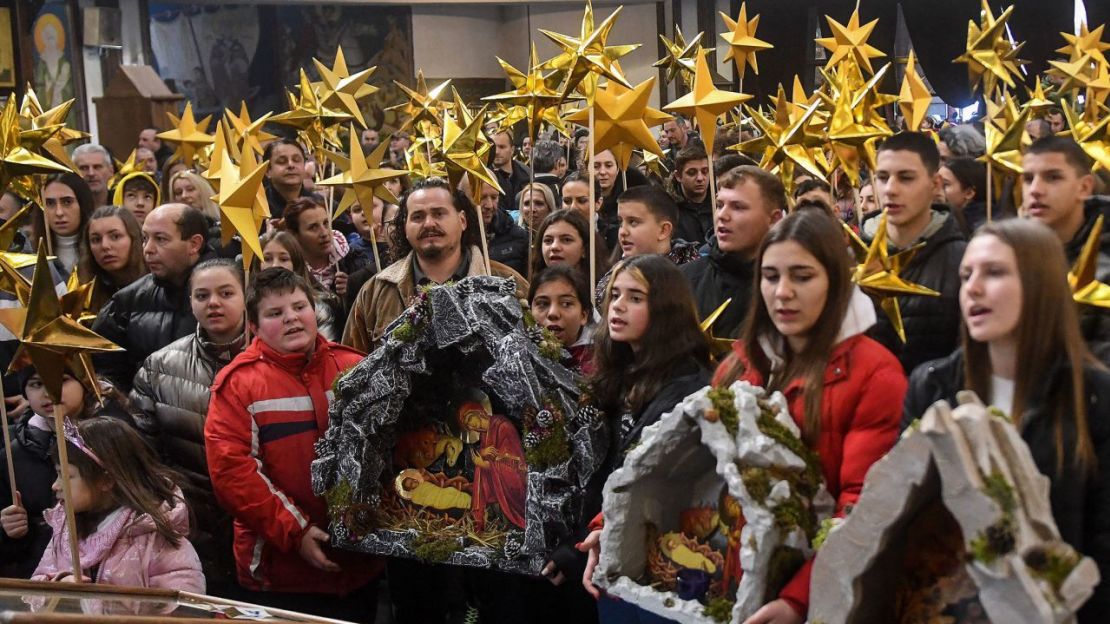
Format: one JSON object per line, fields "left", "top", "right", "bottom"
{"left": 825, "top": 63, "right": 895, "bottom": 185}
{"left": 485, "top": 46, "right": 568, "bottom": 143}
{"left": 201, "top": 120, "right": 236, "bottom": 191}
{"left": 537, "top": 0, "right": 639, "bottom": 102}
{"left": 17, "top": 88, "right": 84, "bottom": 172}
{"left": 899, "top": 51, "right": 932, "bottom": 133}
{"left": 214, "top": 148, "right": 270, "bottom": 271}
{"left": 1062, "top": 104, "right": 1110, "bottom": 172}
{"left": 664, "top": 50, "right": 751, "bottom": 156}
{"left": 954, "top": 0, "right": 1026, "bottom": 97}
{"left": 60, "top": 268, "right": 97, "bottom": 326}
{"left": 441, "top": 104, "right": 501, "bottom": 197}
{"left": 0, "top": 248, "right": 121, "bottom": 401}
{"left": 655, "top": 26, "right": 708, "bottom": 88}
{"left": 980, "top": 105, "right": 1031, "bottom": 176}
{"left": 313, "top": 47, "right": 378, "bottom": 129}
{"left": 318, "top": 125, "right": 408, "bottom": 219}
{"left": 844, "top": 214, "right": 939, "bottom": 343}
{"left": 0, "top": 98, "right": 71, "bottom": 196}
{"left": 1069, "top": 214, "right": 1110, "bottom": 308}
{"left": 388, "top": 70, "right": 452, "bottom": 135}
{"left": 157, "top": 102, "right": 215, "bottom": 168}
{"left": 224, "top": 102, "right": 275, "bottom": 157}
{"left": 736, "top": 85, "right": 827, "bottom": 194}
{"left": 109, "top": 149, "right": 143, "bottom": 189}
{"left": 1059, "top": 22, "right": 1110, "bottom": 67}
{"left": 1022, "top": 81, "right": 1056, "bottom": 117}
{"left": 406, "top": 141, "right": 447, "bottom": 180}
{"left": 816, "top": 3, "right": 885, "bottom": 76}
{"left": 719, "top": 3, "right": 773, "bottom": 79}
{"left": 700, "top": 298, "right": 736, "bottom": 358}
{"left": 565, "top": 77, "right": 671, "bottom": 170}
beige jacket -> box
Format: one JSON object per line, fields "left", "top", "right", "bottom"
{"left": 342, "top": 245, "right": 529, "bottom": 353}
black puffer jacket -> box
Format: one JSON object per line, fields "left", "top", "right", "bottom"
{"left": 129, "top": 327, "right": 243, "bottom": 586}
{"left": 681, "top": 241, "right": 754, "bottom": 339}
{"left": 863, "top": 209, "right": 967, "bottom": 373}
{"left": 903, "top": 351, "right": 1110, "bottom": 623}
{"left": 487, "top": 209, "right": 530, "bottom": 276}
{"left": 673, "top": 193, "right": 713, "bottom": 247}
{"left": 91, "top": 251, "right": 216, "bottom": 391}
{"left": 0, "top": 412, "right": 56, "bottom": 579}
{"left": 1064, "top": 197, "right": 1110, "bottom": 362}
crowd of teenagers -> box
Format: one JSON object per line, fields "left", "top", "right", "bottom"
{"left": 0, "top": 115, "right": 1109, "bottom": 624}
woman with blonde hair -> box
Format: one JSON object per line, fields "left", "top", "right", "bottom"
{"left": 516, "top": 182, "right": 557, "bottom": 234}
{"left": 170, "top": 170, "right": 220, "bottom": 221}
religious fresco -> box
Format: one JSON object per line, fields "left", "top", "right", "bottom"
{"left": 31, "top": 2, "right": 82, "bottom": 127}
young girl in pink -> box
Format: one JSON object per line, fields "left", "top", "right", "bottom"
{"left": 32, "top": 416, "right": 204, "bottom": 592}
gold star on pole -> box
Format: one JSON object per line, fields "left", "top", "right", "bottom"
{"left": 484, "top": 46, "right": 568, "bottom": 143}
{"left": 1022, "top": 81, "right": 1056, "bottom": 117}
{"left": 109, "top": 149, "right": 143, "bottom": 189}
{"left": 441, "top": 104, "right": 501, "bottom": 196}
{"left": 17, "top": 89, "right": 85, "bottom": 172}
{"left": 664, "top": 49, "right": 750, "bottom": 156}
{"left": 655, "top": 26, "right": 709, "bottom": 88}
{"left": 1062, "top": 104, "right": 1110, "bottom": 172}
{"left": 565, "top": 77, "right": 671, "bottom": 170}
{"left": 318, "top": 124, "right": 409, "bottom": 219}
{"left": 312, "top": 47, "right": 378, "bottom": 129}
{"left": 388, "top": 70, "right": 452, "bottom": 134}
{"left": 0, "top": 98, "right": 71, "bottom": 195}
{"left": 1069, "top": 214, "right": 1110, "bottom": 308}
{"left": 816, "top": 3, "right": 885, "bottom": 76}
{"left": 214, "top": 148, "right": 270, "bottom": 271}
{"left": 224, "top": 102, "right": 276, "bottom": 157}
{"left": 1059, "top": 22, "right": 1110, "bottom": 67}
{"left": 735, "top": 85, "right": 827, "bottom": 194}
{"left": 954, "top": 0, "right": 1026, "bottom": 97}
{"left": 899, "top": 50, "right": 932, "bottom": 133}
{"left": 719, "top": 2, "right": 773, "bottom": 79}
{"left": 700, "top": 298, "right": 736, "bottom": 357}
{"left": 980, "top": 105, "right": 1031, "bottom": 177}
{"left": 537, "top": 0, "right": 639, "bottom": 102}
{"left": 202, "top": 120, "right": 236, "bottom": 191}
{"left": 157, "top": 102, "right": 215, "bottom": 168}
{"left": 60, "top": 268, "right": 97, "bottom": 327}
{"left": 844, "top": 214, "right": 939, "bottom": 342}
{"left": 825, "top": 63, "right": 895, "bottom": 185}
{"left": 0, "top": 248, "right": 121, "bottom": 400}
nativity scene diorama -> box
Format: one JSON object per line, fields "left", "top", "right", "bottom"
{"left": 311, "top": 277, "right": 606, "bottom": 575}
{"left": 595, "top": 381, "right": 834, "bottom": 624}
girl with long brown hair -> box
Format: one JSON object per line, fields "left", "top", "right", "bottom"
{"left": 713, "top": 209, "right": 906, "bottom": 624}
{"left": 529, "top": 209, "right": 610, "bottom": 282}
{"left": 903, "top": 218, "right": 1110, "bottom": 620}
{"left": 78, "top": 205, "right": 147, "bottom": 311}
{"left": 31, "top": 416, "right": 203, "bottom": 591}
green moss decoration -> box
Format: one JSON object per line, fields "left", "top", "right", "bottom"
{"left": 412, "top": 534, "right": 463, "bottom": 563}
{"left": 982, "top": 471, "right": 1017, "bottom": 514}
{"left": 324, "top": 480, "right": 353, "bottom": 519}
{"left": 970, "top": 520, "right": 1016, "bottom": 564}
{"left": 771, "top": 497, "right": 816, "bottom": 537}
{"left": 1025, "top": 545, "right": 1081, "bottom": 593}
{"left": 526, "top": 417, "right": 571, "bottom": 468}
{"left": 703, "top": 597, "right": 735, "bottom": 622}
{"left": 741, "top": 466, "right": 771, "bottom": 503}
{"left": 755, "top": 410, "right": 823, "bottom": 497}
{"left": 392, "top": 321, "right": 418, "bottom": 342}
{"left": 988, "top": 406, "right": 1012, "bottom": 422}
{"left": 707, "top": 386, "right": 740, "bottom": 435}
{"left": 812, "top": 517, "right": 841, "bottom": 551}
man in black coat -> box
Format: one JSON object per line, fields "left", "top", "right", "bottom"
{"left": 682, "top": 166, "right": 784, "bottom": 338}
{"left": 867, "top": 132, "right": 968, "bottom": 374}
{"left": 478, "top": 182, "right": 529, "bottom": 276}
{"left": 491, "top": 131, "right": 532, "bottom": 214}
{"left": 669, "top": 144, "right": 714, "bottom": 246}
{"left": 1023, "top": 136, "right": 1110, "bottom": 361}
{"left": 93, "top": 204, "right": 214, "bottom": 392}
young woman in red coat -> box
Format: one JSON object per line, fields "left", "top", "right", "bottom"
{"left": 713, "top": 210, "right": 907, "bottom": 623}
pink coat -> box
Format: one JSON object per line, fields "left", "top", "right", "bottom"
{"left": 32, "top": 490, "right": 205, "bottom": 593}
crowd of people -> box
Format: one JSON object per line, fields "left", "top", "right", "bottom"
{"left": 0, "top": 106, "right": 1108, "bottom": 624}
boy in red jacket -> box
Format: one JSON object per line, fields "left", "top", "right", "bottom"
{"left": 205, "top": 268, "right": 380, "bottom": 621}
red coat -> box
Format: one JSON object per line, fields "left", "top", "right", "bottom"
{"left": 205, "top": 334, "right": 382, "bottom": 594}
{"left": 712, "top": 334, "right": 906, "bottom": 614}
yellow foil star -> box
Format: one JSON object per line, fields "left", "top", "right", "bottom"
{"left": 224, "top": 102, "right": 276, "bottom": 157}
{"left": 312, "top": 47, "right": 378, "bottom": 129}
{"left": 980, "top": 105, "right": 1031, "bottom": 177}
{"left": 441, "top": 104, "right": 501, "bottom": 196}
{"left": 484, "top": 47, "right": 567, "bottom": 143}
{"left": 655, "top": 26, "right": 708, "bottom": 88}
{"left": 158, "top": 102, "right": 215, "bottom": 168}
{"left": 899, "top": 51, "right": 932, "bottom": 133}
{"left": 664, "top": 49, "right": 751, "bottom": 156}
{"left": 954, "top": 0, "right": 1026, "bottom": 97}
{"left": 318, "top": 125, "right": 409, "bottom": 219}
{"left": 700, "top": 298, "right": 736, "bottom": 358}
{"left": 388, "top": 70, "right": 452, "bottom": 135}
{"left": 735, "top": 85, "right": 827, "bottom": 194}
{"left": 719, "top": 3, "right": 773, "bottom": 79}
{"left": 565, "top": 77, "right": 671, "bottom": 170}
{"left": 0, "top": 247, "right": 121, "bottom": 401}
{"left": 538, "top": 0, "right": 639, "bottom": 102}
{"left": 0, "top": 98, "right": 71, "bottom": 194}
{"left": 846, "top": 214, "right": 939, "bottom": 342}
{"left": 214, "top": 149, "right": 270, "bottom": 271}
{"left": 816, "top": 3, "right": 885, "bottom": 76}
{"left": 1069, "top": 214, "right": 1110, "bottom": 308}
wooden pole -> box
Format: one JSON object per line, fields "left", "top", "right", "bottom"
{"left": 986, "top": 162, "right": 993, "bottom": 223}
{"left": 588, "top": 107, "right": 597, "bottom": 289}
{"left": 473, "top": 181, "right": 493, "bottom": 275}
{"left": 1, "top": 396, "right": 16, "bottom": 503}
{"left": 52, "top": 405, "right": 83, "bottom": 582}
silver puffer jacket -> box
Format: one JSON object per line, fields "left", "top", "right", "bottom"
{"left": 129, "top": 326, "right": 244, "bottom": 586}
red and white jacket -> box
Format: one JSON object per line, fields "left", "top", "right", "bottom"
{"left": 205, "top": 334, "right": 381, "bottom": 594}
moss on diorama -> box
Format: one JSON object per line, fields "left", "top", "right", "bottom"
{"left": 755, "top": 410, "right": 823, "bottom": 498}
{"left": 412, "top": 533, "right": 463, "bottom": 563}
{"left": 707, "top": 386, "right": 740, "bottom": 435}
{"left": 812, "top": 517, "right": 842, "bottom": 551}
{"left": 970, "top": 519, "right": 1016, "bottom": 565}
{"left": 741, "top": 466, "right": 771, "bottom": 503}
{"left": 988, "top": 405, "right": 1012, "bottom": 422}
{"left": 324, "top": 479, "right": 353, "bottom": 518}
{"left": 392, "top": 321, "right": 418, "bottom": 342}
{"left": 525, "top": 417, "right": 570, "bottom": 468}
{"left": 1025, "top": 545, "right": 1082, "bottom": 593}
{"left": 771, "top": 496, "right": 816, "bottom": 537}
{"left": 703, "top": 597, "right": 735, "bottom": 622}
{"left": 982, "top": 470, "right": 1016, "bottom": 514}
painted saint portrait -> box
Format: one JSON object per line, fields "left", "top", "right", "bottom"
{"left": 32, "top": 9, "right": 72, "bottom": 109}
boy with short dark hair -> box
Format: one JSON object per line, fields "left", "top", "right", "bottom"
{"left": 670, "top": 145, "right": 712, "bottom": 245}
{"left": 867, "top": 131, "right": 968, "bottom": 374}
{"left": 594, "top": 185, "right": 699, "bottom": 305}
{"left": 205, "top": 267, "right": 381, "bottom": 619}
